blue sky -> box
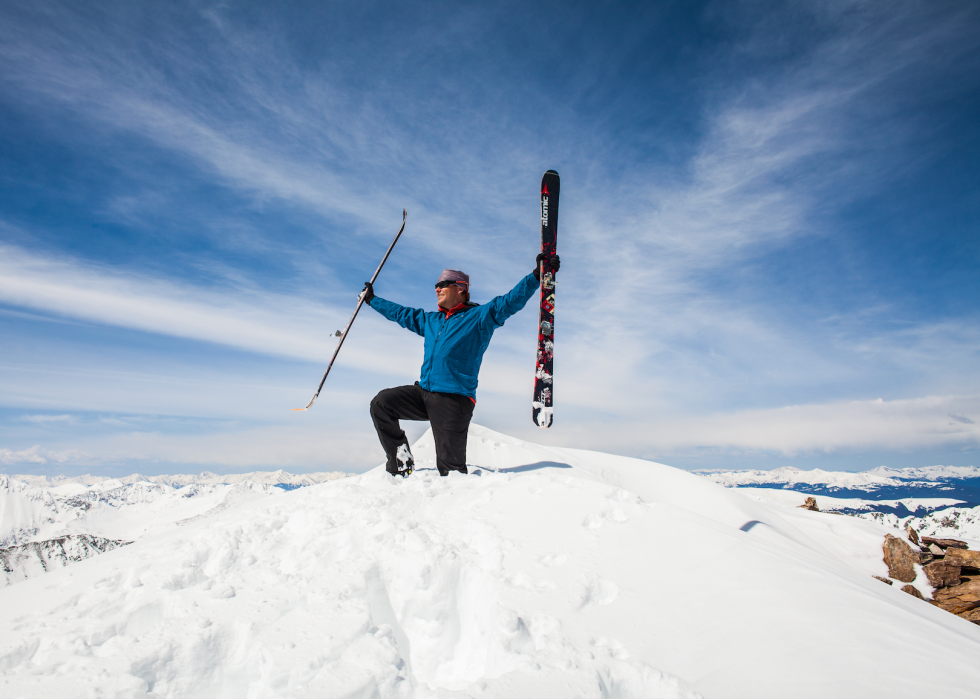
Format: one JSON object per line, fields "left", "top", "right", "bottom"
{"left": 1, "top": 0, "right": 978, "bottom": 476}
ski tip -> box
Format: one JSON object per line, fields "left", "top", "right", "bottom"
{"left": 544, "top": 169, "right": 559, "bottom": 176}
{"left": 291, "top": 408, "right": 307, "bottom": 411}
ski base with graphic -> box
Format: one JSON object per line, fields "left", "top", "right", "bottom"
{"left": 532, "top": 170, "right": 559, "bottom": 428}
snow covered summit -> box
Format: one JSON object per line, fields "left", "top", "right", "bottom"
{"left": 1, "top": 425, "right": 978, "bottom": 698}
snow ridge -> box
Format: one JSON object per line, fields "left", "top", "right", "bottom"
{"left": 1, "top": 425, "right": 979, "bottom": 698}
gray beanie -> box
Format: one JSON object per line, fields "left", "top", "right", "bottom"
{"left": 437, "top": 269, "right": 469, "bottom": 291}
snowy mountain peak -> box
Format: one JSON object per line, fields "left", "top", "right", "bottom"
{"left": 868, "top": 464, "right": 980, "bottom": 480}
{"left": 698, "top": 464, "right": 980, "bottom": 491}
{"left": 0, "top": 474, "right": 18, "bottom": 492}
{"left": 1, "top": 424, "right": 978, "bottom": 697}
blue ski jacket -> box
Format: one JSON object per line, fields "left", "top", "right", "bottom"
{"left": 368, "top": 273, "right": 538, "bottom": 398}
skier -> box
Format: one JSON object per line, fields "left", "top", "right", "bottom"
{"left": 362, "top": 253, "right": 560, "bottom": 477}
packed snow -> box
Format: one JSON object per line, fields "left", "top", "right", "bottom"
{"left": 1, "top": 425, "right": 979, "bottom": 698}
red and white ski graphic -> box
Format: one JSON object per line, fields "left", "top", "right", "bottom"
{"left": 532, "top": 170, "right": 559, "bottom": 428}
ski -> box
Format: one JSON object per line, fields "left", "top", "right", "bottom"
{"left": 532, "top": 170, "right": 559, "bottom": 428}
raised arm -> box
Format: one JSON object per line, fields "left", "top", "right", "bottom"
{"left": 368, "top": 296, "right": 428, "bottom": 337}
{"left": 486, "top": 273, "right": 539, "bottom": 327}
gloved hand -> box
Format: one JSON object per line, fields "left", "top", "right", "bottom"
{"left": 533, "top": 253, "right": 561, "bottom": 280}
{"left": 361, "top": 281, "right": 375, "bottom": 303}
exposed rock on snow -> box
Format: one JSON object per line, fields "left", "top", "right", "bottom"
{"left": 905, "top": 523, "right": 920, "bottom": 545}
{"left": 798, "top": 496, "right": 819, "bottom": 511}
{"left": 901, "top": 584, "right": 925, "bottom": 599}
{"left": 932, "top": 578, "right": 980, "bottom": 615}
{"left": 924, "top": 536, "right": 969, "bottom": 550}
{"left": 1, "top": 534, "right": 130, "bottom": 586}
{"left": 924, "top": 560, "right": 962, "bottom": 588}
{"left": 883, "top": 534, "right": 918, "bottom": 583}
{"left": 883, "top": 532, "right": 980, "bottom": 625}
{"left": 944, "top": 547, "right": 980, "bottom": 569}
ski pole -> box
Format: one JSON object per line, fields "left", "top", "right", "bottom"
{"left": 293, "top": 209, "right": 407, "bottom": 411}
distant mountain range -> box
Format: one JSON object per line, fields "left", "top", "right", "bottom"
{"left": 697, "top": 464, "right": 980, "bottom": 542}
{"left": 696, "top": 464, "right": 980, "bottom": 504}
{"left": 9, "top": 469, "right": 351, "bottom": 491}
{"left": 0, "top": 469, "right": 351, "bottom": 586}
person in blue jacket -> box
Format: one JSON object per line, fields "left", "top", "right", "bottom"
{"left": 362, "top": 254, "right": 559, "bottom": 477}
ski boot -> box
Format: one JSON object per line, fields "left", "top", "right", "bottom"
{"left": 395, "top": 443, "right": 414, "bottom": 478}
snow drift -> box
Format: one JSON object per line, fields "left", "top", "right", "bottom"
{"left": 1, "top": 425, "right": 978, "bottom": 698}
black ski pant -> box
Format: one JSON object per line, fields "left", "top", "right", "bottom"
{"left": 370, "top": 382, "right": 474, "bottom": 476}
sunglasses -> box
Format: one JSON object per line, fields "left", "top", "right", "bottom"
{"left": 435, "top": 280, "right": 467, "bottom": 290}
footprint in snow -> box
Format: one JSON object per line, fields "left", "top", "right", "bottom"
{"left": 584, "top": 514, "right": 604, "bottom": 529}
{"left": 506, "top": 571, "right": 557, "bottom": 592}
{"left": 581, "top": 577, "right": 619, "bottom": 609}
{"left": 593, "top": 635, "right": 630, "bottom": 659}
{"left": 210, "top": 584, "right": 236, "bottom": 599}
{"left": 583, "top": 508, "right": 628, "bottom": 529}
{"left": 541, "top": 552, "right": 567, "bottom": 567}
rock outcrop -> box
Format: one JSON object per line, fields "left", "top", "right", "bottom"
{"left": 882, "top": 534, "right": 918, "bottom": 583}
{"left": 901, "top": 584, "right": 924, "bottom": 599}
{"left": 932, "top": 578, "right": 980, "bottom": 616}
{"left": 943, "top": 547, "right": 980, "bottom": 570}
{"left": 798, "top": 496, "right": 819, "bottom": 511}
{"left": 877, "top": 532, "right": 980, "bottom": 625}
{"left": 924, "top": 560, "right": 962, "bottom": 588}
{"left": 922, "top": 537, "right": 968, "bottom": 550}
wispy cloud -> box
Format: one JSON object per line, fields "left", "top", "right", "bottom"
{"left": 1, "top": 1, "right": 977, "bottom": 473}
{"left": 0, "top": 3, "right": 537, "bottom": 270}
{"left": 21, "top": 414, "right": 74, "bottom": 424}
{"left": 0, "top": 241, "right": 421, "bottom": 376}
{"left": 557, "top": 394, "right": 980, "bottom": 457}
{"left": 1, "top": 424, "right": 385, "bottom": 473}
{"left": 554, "top": 3, "right": 980, "bottom": 415}
{"left": 4, "top": 394, "right": 977, "bottom": 472}
{"left": 0, "top": 445, "right": 85, "bottom": 465}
